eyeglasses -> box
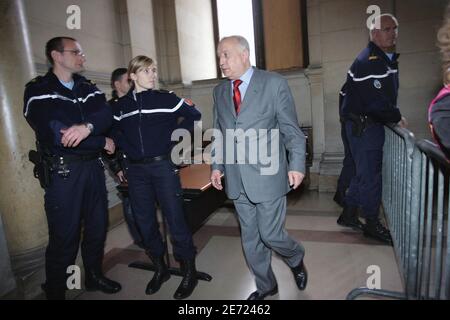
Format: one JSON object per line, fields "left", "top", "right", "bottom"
{"left": 60, "top": 49, "right": 86, "bottom": 57}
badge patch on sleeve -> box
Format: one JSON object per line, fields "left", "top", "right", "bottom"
{"left": 374, "top": 80, "right": 382, "bottom": 89}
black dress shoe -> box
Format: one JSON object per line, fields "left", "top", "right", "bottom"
{"left": 337, "top": 206, "right": 365, "bottom": 232}
{"left": 337, "top": 214, "right": 365, "bottom": 231}
{"left": 291, "top": 260, "right": 307, "bottom": 291}
{"left": 364, "top": 219, "right": 393, "bottom": 245}
{"left": 85, "top": 272, "right": 122, "bottom": 294}
{"left": 247, "top": 285, "right": 278, "bottom": 300}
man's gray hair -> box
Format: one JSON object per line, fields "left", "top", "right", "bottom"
{"left": 369, "top": 14, "right": 399, "bottom": 40}
{"left": 220, "top": 35, "right": 250, "bottom": 53}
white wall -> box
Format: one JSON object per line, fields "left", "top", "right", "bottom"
{"left": 24, "top": 0, "right": 127, "bottom": 73}
{"left": 175, "top": 0, "right": 217, "bottom": 85}
{"left": 396, "top": 0, "right": 445, "bottom": 139}
{"left": 126, "top": 0, "right": 157, "bottom": 60}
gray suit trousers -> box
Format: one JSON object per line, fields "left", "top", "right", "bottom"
{"left": 233, "top": 188, "right": 305, "bottom": 293}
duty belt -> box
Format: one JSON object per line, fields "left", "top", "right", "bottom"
{"left": 129, "top": 154, "right": 169, "bottom": 164}
{"left": 344, "top": 113, "right": 378, "bottom": 137}
{"left": 47, "top": 153, "right": 101, "bottom": 165}
{"left": 344, "top": 113, "right": 376, "bottom": 125}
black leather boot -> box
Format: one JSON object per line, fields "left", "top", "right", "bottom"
{"left": 85, "top": 270, "right": 122, "bottom": 294}
{"left": 146, "top": 256, "right": 170, "bottom": 295}
{"left": 337, "top": 206, "right": 364, "bottom": 231}
{"left": 173, "top": 259, "right": 198, "bottom": 300}
{"left": 41, "top": 283, "right": 66, "bottom": 300}
{"left": 364, "top": 218, "right": 393, "bottom": 245}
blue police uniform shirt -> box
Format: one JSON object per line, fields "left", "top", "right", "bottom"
{"left": 111, "top": 88, "right": 201, "bottom": 160}
{"left": 59, "top": 79, "right": 74, "bottom": 90}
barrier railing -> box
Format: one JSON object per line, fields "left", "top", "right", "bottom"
{"left": 413, "top": 139, "right": 450, "bottom": 299}
{"left": 347, "top": 125, "right": 450, "bottom": 300}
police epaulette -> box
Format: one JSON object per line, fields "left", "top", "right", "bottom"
{"left": 155, "top": 89, "right": 172, "bottom": 94}
{"left": 25, "top": 76, "right": 43, "bottom": 87}
{"left": 84, "top": 79, "right": 96, "bottom": 85}
{"left": 369, "top": 55, "right": 379, "bottom": 61}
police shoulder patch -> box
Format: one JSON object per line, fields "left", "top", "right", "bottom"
{"left": 373, "top": 80, "right": 382, "bottom": 89}
{"left": 184, "top": 98, "right": 194, "bottom": 106}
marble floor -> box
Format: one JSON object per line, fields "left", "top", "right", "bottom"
{"left": 68, "top": 189, "right": 404, "bottom": 300}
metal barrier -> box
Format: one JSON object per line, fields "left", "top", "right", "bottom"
{"left": 347, "top": 125, "right": 450, "bottom": 300}
{"left": 413, "top": 139, "right": 450, "bottom": 299}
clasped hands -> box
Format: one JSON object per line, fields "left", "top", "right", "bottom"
{"left": 60, "top": 124, "right": 115, "bottom": 154}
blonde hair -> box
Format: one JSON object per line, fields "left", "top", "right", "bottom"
{"left": 438, "top": 5, "right": 450, "bottom": 85}
{"left": 127, "top": 55, "right": 154, "bottom": 78}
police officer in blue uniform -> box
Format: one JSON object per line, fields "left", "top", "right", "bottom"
{"left": 338, "top": 15, "right": 406, "bottom": 244}
{"left": 111, "top": 55, "right": 202, "bottom": 299}
{"left": 24, "top": 37, "right": 121, "bottom": 299}
{"left": 106, "top": 68, "right": 143, "bottom": 248}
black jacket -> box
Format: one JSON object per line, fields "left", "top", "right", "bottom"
{"left": 341, "top": 41, "right": 402, "bottom": 124}
{"left": 111, "top": 88, "right": 201, "bottom": 160}
{"left": 24, "top": 70, "right": 112, "bottom": 155}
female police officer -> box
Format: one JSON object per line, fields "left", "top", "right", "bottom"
{"left": 111, "top": 56, "right": 201, "bottom": 299}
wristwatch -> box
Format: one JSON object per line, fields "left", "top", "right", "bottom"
{"left": 84, "top": 122, "right": 94, "bottom": 133}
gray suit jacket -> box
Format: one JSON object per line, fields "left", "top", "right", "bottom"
{"left": 212, "top": 68, "right": 306, "bottom": 203}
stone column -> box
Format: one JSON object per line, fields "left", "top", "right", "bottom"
{"left": 0, "top": 212, "right": 16, "bottom": 297}
{"left": 305, "top": 68, "right": 326, "bottom": 190}
{"left": 125, "top": 0, "right": 159, "bottom": 89}
{"left": 153, "top": 0, "right": 182, "bottom": 85}
{"left": 174, "top": 0, "right": 216, "bottom": 85}
{"left": 126, "top": 0, "right": 158, "bottom": 60}
{"left": 0, "top": 0, "right": 48, "bottom": 298}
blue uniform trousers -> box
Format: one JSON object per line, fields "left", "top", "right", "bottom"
{"left": 337, "top": 121, "right": 356, "bottom": 195}
{"left": 344, "top": 121, "right": 384, "bottom": 218}
{"left": 44, "top": 159, "right": 108, "bottom": 289}
{"left": 121, "top": 196, "right": 143, "bottom": 248}
{"left": 126, "top": 160, "right": 196, "bottom": 260}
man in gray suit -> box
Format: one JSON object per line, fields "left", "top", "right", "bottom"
{"left": 210, "top": 35, "right": 308, "bottom": 300}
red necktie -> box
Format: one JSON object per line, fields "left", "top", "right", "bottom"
{"left": 233, "top": 79, "right": 243, "bottom": 114}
